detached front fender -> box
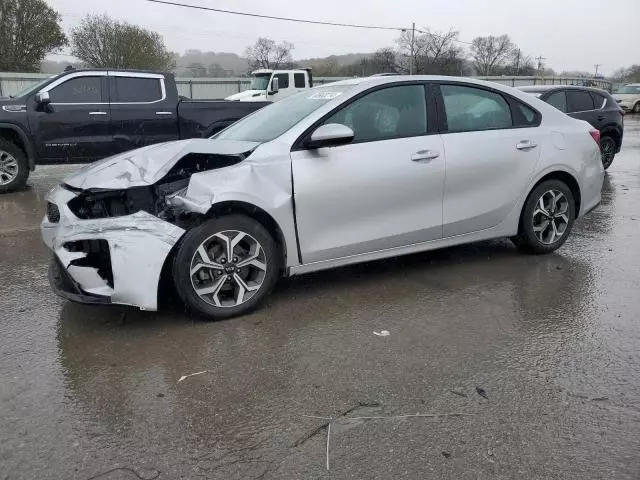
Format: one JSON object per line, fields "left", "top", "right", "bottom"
{"left": 168, "top": 160, "right": 300, "bottom": 268}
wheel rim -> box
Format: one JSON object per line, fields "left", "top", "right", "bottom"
{"left": 0, "top": 150, "right": 19, "bottom": 186}
{"left": 190, "top": 230, "right": 267, "bottom": 308}
{"left": 600, "top": 137, "right": 615, "bottom": 167}
{"left": 532, "top": 190, "right": 570, "bottom": 245}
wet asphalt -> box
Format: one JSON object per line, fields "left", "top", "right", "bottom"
{"left": 1, "top": 119, "right": 640, "bottom": 480}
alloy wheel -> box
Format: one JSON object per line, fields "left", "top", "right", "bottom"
{"left": 532, "top": 190, "right": 569, "bottom": 245}
{"left": 190, "top": 230, "right": 267, "bottom": 307}
{"left": 0, "top": 150, "right": 19, "bottom": 186}
{"left": 600, "top": 137, "right": 615, "bottom": 168}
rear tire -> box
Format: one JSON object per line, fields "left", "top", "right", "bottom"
{"left": 0, "top": 140, "right": 29, "bottom": 193}
{"left": 172, "top": 214, "right": 279, "bottom": 320}
{"left": 599, "top": 135, "right": 616, "bottom": 170}
{"left": 634, "top": 102, "right": 640, "bottom": 114}
{"left": 512, "top": 179, "right": 576, "bottom": 254}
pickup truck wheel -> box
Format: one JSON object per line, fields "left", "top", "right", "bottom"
{"left": 173, "top": 214, "right": 279, "bottom": 320}
{"left": 0, "top": 140, "right": 28, "bottom": 193}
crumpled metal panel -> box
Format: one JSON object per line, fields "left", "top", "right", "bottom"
{"left": 63, "top": 138, "right": 260, "bottom": 190}
{"left": 43, "top": 185, "right": 185, "bottom": 310}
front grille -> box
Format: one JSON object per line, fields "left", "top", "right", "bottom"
{"left": 46, "top": 202, "right": 60, "bottom": 223}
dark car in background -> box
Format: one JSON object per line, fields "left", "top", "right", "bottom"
{"left": 519, "top": 85, "right": 624, "bottom": 169}
{"left": 0, "top": 69, "right": 269, "bottom": 193}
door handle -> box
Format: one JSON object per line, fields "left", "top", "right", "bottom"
{"left": 411, "top": 150, "right": 440, "bottom": 162}
{"left": 155, "top": 111, "right": 173, "bottom": 115}
{"left": 88, "top": 111, "right": 107, "bottom": 115}
{"left": 516, "top": 140, "right": 537, "bottom": 151}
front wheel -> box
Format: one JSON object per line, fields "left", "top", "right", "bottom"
{"left": 0, "top": 140, "right": 29, "bottom": 193}
{"left": 512, "top": 180, "right": 576, "bottom": 254}
{"left": 600, "top": 135, "right": 616, "bottom": 170}
{"left": 633, "top": 102, "right": 640, "bottom": 114}
{"left": 173, "top": 215, "right": 280, "bottom": 320}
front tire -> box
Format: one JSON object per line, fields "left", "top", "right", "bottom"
{"left": 173, "top": 215, "right": 279, "bottom": 320}
{"left": 0, "top": 140, "right": 29, "bottom": 193}
{"left": 600, "top": 135, "right": 616, "bottom": 170}
{"left": 512, "top": 180, "right": 576, "bottom": 254}
{"left": 633, "top": 102, "right": 640, "bottom": 114}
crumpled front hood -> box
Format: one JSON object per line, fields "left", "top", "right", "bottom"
{"left": 63, "top": 138, "right": 260, "bottom": 190}
{"left": 225, "top": 90, "right": 268, "bottom": 101}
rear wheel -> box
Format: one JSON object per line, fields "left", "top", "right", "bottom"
{"left": 512, "top": 179, "right": 576, "bottom": 254}
{"left": 0, "top": 140, "right": 29, "bottom": 193}
{"left": 173, "top": 215, "right": 279, "bottom": 320}
{"left": 599, "top": 135, "right": 616, "bottom": 170}
{"left": 634, "top": 102, "right": 640, "bottom": 114}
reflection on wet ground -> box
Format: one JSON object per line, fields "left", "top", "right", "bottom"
{"left": 1, "top": 118, "right": 640, "bottom": 479}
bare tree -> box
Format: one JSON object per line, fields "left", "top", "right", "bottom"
{"left": 470, "top": 35, "right": 515, "bottom": 76}
{"left": 0, "top": 0, "right": 67, "bottom": 72}
{"left": 245, "top": 38, "right": 294, "bottom": 70}
{"left": 396, "top": 28, "right": 463, "bottom": 75}
{"left": 70, "top": 15, "right": 175, "bottom": 70}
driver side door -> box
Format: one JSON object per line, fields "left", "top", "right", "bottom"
{"left": 291, "top": 83, "right": 445, "bottom": 264}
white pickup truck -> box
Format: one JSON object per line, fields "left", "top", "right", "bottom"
{"left": 225, "top": 68, "right": 313, "bottom": 102}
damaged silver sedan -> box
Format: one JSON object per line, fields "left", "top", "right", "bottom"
{"left": 42, "top": 76, "right": 604, "bottom": 319}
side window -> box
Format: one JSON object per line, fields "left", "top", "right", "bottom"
{"left": 294, "top": 73, "right": 306, "bottom": 88}
{"left": 112, "top": 77, "right": 163, "bottom": 103}
{"left": 512, "top": 101, "right": 539, "bottom": 127}
{"left": 546, "top": 91, "right": 567, "bottom": 112}
{"left": 566, "top": 90, "right": 594, "bottom": 112}
{"left": 589, "top": 92, "right": 605, "bottom": 109}
{"left": 49, "top": 76, "right": 102, "bottom": 103}
{"left": 274, "top": 73, "right": 289, "bottom": 89}
{"left": 441, "top": 84, "right": 511, "bottom": 132}
{"left": 323, "top": 85, "right": 427, "bottom": 142}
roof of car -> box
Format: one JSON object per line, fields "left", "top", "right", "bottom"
{"left": 323, "top": 75, "right": 528, "bottom": 89}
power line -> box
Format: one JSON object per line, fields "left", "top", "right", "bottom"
{"left": 141, "top": 0, "right": 404, "bottom": 31}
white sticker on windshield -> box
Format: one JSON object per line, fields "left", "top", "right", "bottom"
{"left": 308, "top": 91, "right": 343, "bottom": 100}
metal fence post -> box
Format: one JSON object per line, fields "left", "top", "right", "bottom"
{"left": 189, "top": 80, "right": 193, "bottom": 99}
{"left": 237, "top": 80, "right": 242, "bottom": 93}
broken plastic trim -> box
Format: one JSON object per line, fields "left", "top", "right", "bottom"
{"left": 65, "top": 152, "right": 249, "bottom": 220}
{"left": 64, "top": 239, "right": 114, "bottom": 288}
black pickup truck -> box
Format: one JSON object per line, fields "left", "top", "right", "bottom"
{"left": 0, "top": 69, "right": 270, "bottom": 192}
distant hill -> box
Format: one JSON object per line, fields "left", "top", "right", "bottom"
{"left": 297, "top": 53, "right": 373, "bottom": 68}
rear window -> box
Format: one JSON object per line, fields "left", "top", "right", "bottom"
{"left": 112, "top": 77, "right": 163, "bottom": 103}
{"left": 294, "top": 73, "right": 305, "bottom": 88}
{"left": 567, "top": 90, "right": 594, "bottom": 113}
{"left": 441, "top": 84, "right": 512, "bottom": 132}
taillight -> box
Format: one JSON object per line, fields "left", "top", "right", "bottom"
{"left": 589, "top": 129, "right": 600, "bottom": 146}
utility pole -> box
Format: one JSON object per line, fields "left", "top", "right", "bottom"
{"left": 594, "top": 64, "right": 601, "bottom": 77}
{"left": 535, "top": 55, "right": 546, "bottom": 76}
{"left": 515, "top": 48, "right": 521, "bottom": 76}
{"left": 409, "top": 22, "right": 415, "bottom": 75}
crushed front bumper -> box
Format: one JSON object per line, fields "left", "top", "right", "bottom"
{"left": 42, "top": 185, "right": 185, "bottom": 311}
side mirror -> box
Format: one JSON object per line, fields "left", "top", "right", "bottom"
{"left": 268, "top": 77, "right": 279, "bottom": 95}
{"left": 35, "top": 91, "right": 50, "bottom": 104}
{"left": 306, "top": 123, "right": 355, "bottom": 149}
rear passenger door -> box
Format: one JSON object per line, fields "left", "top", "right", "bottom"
{"left": 437, "top": 83, "right": 543, "bottom": 237}
{"left": 108, "top": 73, "right": 179, "bottom": 153}
{"left": 566, "top": 89, "right": 597, "bottom": 127}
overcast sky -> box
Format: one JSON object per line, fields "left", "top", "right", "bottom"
{"left": 47, "top": 0, "right": 639, "bottom": 74}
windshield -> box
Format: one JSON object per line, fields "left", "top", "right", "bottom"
{"left": 249, "top": 74, "right": 271, "bottom": 91}
{"left": 216, "top": 85, "right": 352, "bottom": 143}
{"left": 11, "top": 78, "right": 52, "bottom": 98}
{"left": 615, "top": 86, "right": 640, "bottom": 94}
